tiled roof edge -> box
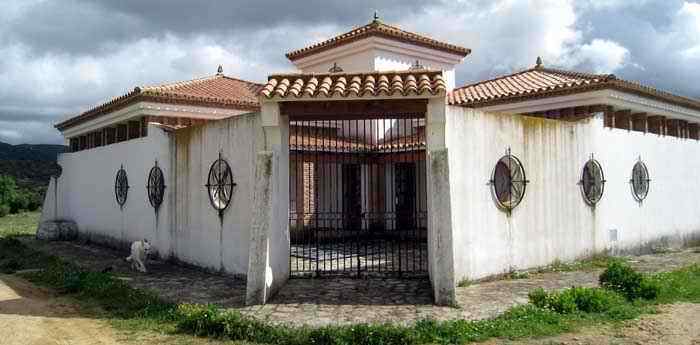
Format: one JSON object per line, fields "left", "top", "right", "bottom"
{"left": 55, "top": 75, "right": 263, "bottom": 131}
{"left": 286, "top": 20, "right": 471, "bottom": 61}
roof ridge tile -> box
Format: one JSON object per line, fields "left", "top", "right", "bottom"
{"left": 286, "top": 20, "right": 470, "bottom": 61}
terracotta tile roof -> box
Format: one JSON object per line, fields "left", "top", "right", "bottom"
{"left": 261, "top": 70, "right": 446, "bottom": 100}
{"left": 449, "top": 65, "right": 700, "bottom": 111}
{"left": 289, "top": 132, "right": 425, "bottom": 152}
{"left": 286, "top": 19, "right": 471, "bottom": 61}
{"left": 56, "top": 73, "right": 263, "bottom": 131}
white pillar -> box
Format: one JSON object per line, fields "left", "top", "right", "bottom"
{"left": 426, "top": 97, "right": 456, "bottom": 306}
{"left": 246, "top": 102, "right": 290, "bottom": 305}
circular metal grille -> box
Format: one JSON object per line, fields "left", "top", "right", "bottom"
{"left": 206, "top": 154, "right": 236, "bottom": 214}
{"left": 580, "top": 158, "right": 605, "bottom": 206}
{"left": 630, "top": 160, "right": 650, "bottom": 202}
{"left": 115, "top": 166, "right": 129, "bottom": 207}
{"left": 147, "top": 163, "right": 165, "bottom": 209}
{"left": 491, "top": 150, "right": 528, "bottom": 211}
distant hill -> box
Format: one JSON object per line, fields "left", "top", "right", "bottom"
{"left": 0, "top": 141, "right": 66, "bottom": 161}
{"left": 0, "top": 141, "right": 66, "bottom": 190}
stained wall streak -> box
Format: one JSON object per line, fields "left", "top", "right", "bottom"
{"left": 445, "top": 106, "right": 700, "bottom": 282}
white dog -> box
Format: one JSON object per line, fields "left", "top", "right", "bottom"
{"left": 125, "top": 239, "right": 151, "bottom": 273}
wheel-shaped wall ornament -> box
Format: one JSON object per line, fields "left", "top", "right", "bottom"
{"left": 490, "top": 148, "right": 529, "bottom": 212}
{"left": 146, "top": 161, "right": 166, "bottom": 210}
{"left": 205, "top": 152, "right": 236, "bottom": 217}
{"left": 115, "top": 165, "right": 129, "bottom": 208}
{"left": 579, "top": 156, "right": 606, "bottom": 206}
{"left": 630, "top": 158, "right": 650, "bottom": 202}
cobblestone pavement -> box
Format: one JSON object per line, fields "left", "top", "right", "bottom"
{"left": 21, "top": 238, "right": 700, "bottom": 327}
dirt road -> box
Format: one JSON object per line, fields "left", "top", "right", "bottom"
{"left": 1, "top": 273, "right": 698, "bottom": 345}
{"left": 0, "top": 274, "right": 232, "bottom": 345}
{"left": 0, "top": 274, "right": 124, "bottom": 345}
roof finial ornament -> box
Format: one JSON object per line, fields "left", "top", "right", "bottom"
{"left": 410, "top": 59, "right": 424, "bottom": 70}
{"left": 373, "top": 11, "right": 380, "bottom": 23}
{"left": 328, "top": 62, "right": 344, "bottom": 73}
{"left": 217, "top": 65, "right": 223, "bottom": 75}
{"left": 535, "top": 56, "right": 543, "bottom": 69}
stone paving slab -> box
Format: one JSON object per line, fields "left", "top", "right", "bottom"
{"left": 19, "top": 238, "right": 700, "bottom": 327}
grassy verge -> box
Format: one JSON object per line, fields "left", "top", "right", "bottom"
{"left": 458, "top": 253, "right": 616, "bottom": 287}
{"left": 1, "top": 235, "right": 698, "bottom": 345}
{"left": 0, "top": 211, "right": 40, "bottom": 237}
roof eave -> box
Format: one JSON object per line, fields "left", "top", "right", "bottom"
{"left": 450, "top": 83, "right": 700, "bottom": 113}
{"left": 55, "top": 95, "right": 261, "bottom": 132}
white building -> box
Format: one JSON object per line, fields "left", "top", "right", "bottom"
{"left": 42, "top": 18, "right": 700, "bottom": 305}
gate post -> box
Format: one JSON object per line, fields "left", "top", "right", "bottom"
{"left": 426, "top": 98, "right": 456, "bottom": 306}
{"left": 246, "top": 102, "right": 290, "bottom": 305}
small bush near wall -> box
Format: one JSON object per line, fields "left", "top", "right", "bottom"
{"left": 528, "top": 286, "right": 626, "bottom": 314}
{"left": 599, "top": 261, "right": 660, "bottom": 300}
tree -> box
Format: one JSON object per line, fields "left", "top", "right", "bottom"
{"left": 0, "top": 174, "right": 17, "bottom": 206}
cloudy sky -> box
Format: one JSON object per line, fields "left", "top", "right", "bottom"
{"left": 1, "top": 0, "right": 699, "bottom": 145}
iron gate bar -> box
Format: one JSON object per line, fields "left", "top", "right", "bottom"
{"left": 289, "top": 115, "right": 427, "bottom": 278}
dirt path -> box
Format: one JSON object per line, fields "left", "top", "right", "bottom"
{"left": 484, "top": 303, "right": 700, "bottom": 345}
{"left": 0, "top": 274, "right": 233, "bottom": 345}
{"left": 0, "top": 274, "right": 124, "bottom": 345}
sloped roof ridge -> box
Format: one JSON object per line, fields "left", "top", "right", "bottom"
{"left": 56, "top": 73, "right": 263, "bottom": 131}
{"left": 454, "top": 66, "right": 613, "bottom": 92}
{"left": 536, "top": 67, "right": 615, "bottom": 82}
{"left": 286, "top": 19, "right": 470, "bottom": 61}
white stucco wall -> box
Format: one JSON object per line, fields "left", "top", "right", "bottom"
{"left": 53, "top": 123, "right": 174, "bottom": 254}
{"left": 46, "top": 114, "right": 264, "bottom": 277}
{"left": 445, "top": 107, "right": 700, "bottom": 281}
{"left": 173, "top": 113, "right": 264, "bottom": 275}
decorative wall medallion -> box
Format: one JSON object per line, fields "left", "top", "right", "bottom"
{"left": 490, "top": 148, "right": 528, "bottom": 212}
{"left": 580, "top": 156, "right": 605, "bottom": 206}
{"left": 115, "top": 165, "right": 129, "bottom": 207}
{"left": 630, "top": 158, "right": 650, "bottom": 202}
{"left": 206, "top": 152, "right": 236, "bottom": 216}
{"left": 147, "top": 162, "right": 166, "bottom": 210}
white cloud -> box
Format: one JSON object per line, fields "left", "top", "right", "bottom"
{"left": 1, "top": 0, "right": 700, "bottom": 144}
{"left": 0, "top": 129, "right": 22, "bottom": 141}
{"left": 570, "top": 39, "right": 630, "bottom": 73}
{"left": 405, "top": 0, "right": 582, "bottom": 82}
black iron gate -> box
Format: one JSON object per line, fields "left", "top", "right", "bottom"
{"left": 289, "top": 115, "right": 428, "bottom": 278}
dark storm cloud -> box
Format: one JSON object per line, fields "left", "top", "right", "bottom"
{"left": 573, "top": 0, "right": 700, "bottom": 97}
{"left": 1, "top": 0, "right": 700, "bottom": 145}
{"left": 5, "top": 0, "right": 435, "bottom": 55}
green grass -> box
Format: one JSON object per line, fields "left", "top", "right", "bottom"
{"left": 536, "top": 253, "right": 616, "bottom": 273}
{"left": 0, "top": 211, "right": 39, "bottom": 238}
{"left": 1, "top": 233, "right": 699, "bottom": 345}
{"left": 457, "top": 254, "right": 615, "bottom": 288}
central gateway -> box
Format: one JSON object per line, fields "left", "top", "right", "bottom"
{"left": 286, "top": 100, "right": 429, "bottom": 278}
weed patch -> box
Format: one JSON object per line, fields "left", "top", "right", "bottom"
{"left": 3, "top": 235, "right": 699, "bottom": 345}
{"left": 599, "top": 261, "right": 660, "bottom": 301}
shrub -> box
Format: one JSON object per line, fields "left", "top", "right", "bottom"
{"left": 177, "top": 304, "right": 225, "bottom": 337}
{"left": 0, "top": 204, "right": 9, "bottom": 218}
{"left": 527, "top": 288, "right": 576, "bottom": 314}
{"left": 599, "top": 261, "right": 660, "bottom": 300}
{"left": 528, "top": 287, "right": 625, "bottom": 314}
{"left": 638, "top": 278, "right": 661, "bottom": 300}
{"left": 567, "top": 286, "right": 625, "bottom": 313}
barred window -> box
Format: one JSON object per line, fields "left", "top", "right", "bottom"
{"left": 630, "top": 160, "right": 650, "bottom": 202}
{"left": 147, "top": 162, "right": 165, "bottom": 210}
{"left": 491, "top": 150, "right": 528, "bottom": 211}
{"left": 115, "top": 165, "right": 129, "bottom": 207}
{"left": 580, "top": 158, "right": 605, "bottom": 206}
{"left": 206, "top": 153, "right": 236, "bottom": 216}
